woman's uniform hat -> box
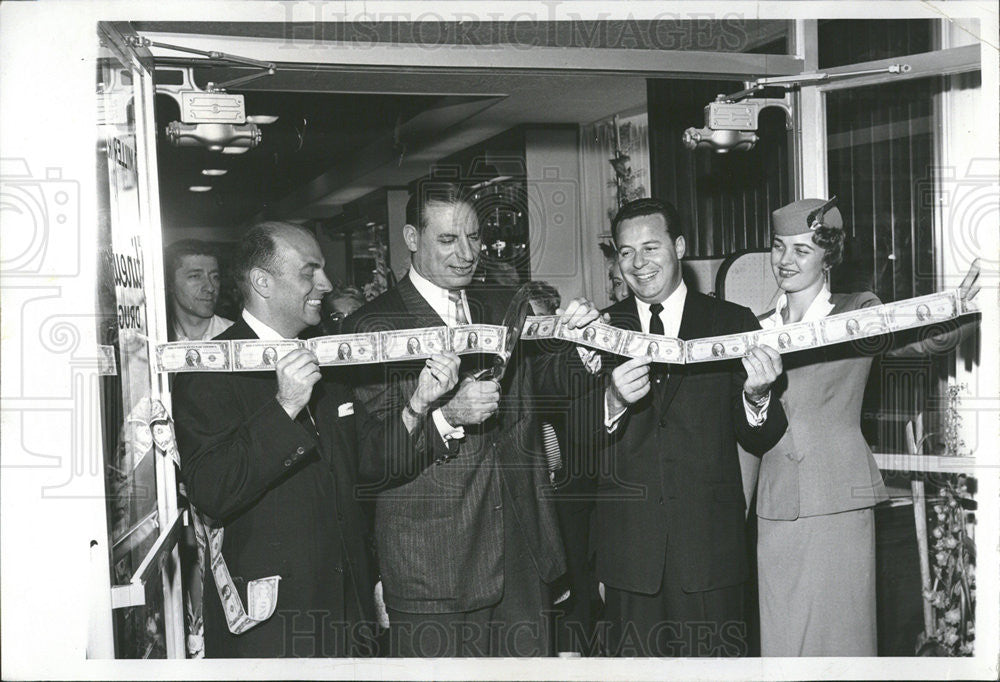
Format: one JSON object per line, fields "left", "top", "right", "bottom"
{"left": 772, "top": 197, "right": 842, "bottom": 235}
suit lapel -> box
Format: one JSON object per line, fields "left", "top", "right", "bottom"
{"left": 610, "top": 297, "right": 642, "bottom": 333}
{"left": 397, "top": 274, "right": 448, "bottom": 329}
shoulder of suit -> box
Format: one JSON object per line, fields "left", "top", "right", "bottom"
{"left": 698, "top": 291, "right": 753, "bottom": 318}
{"left": 344, "top": 287, "right": 402, "bottom": 331}
{"left": 831, "top": 290, "right": 882, "bottom": 313}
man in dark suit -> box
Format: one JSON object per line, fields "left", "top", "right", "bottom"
{"left": 345, "top": 181, "right": 599, "bottom": 657}
{"left": 592, "top": 198, "right": 787, "bottom": 657}
{"left": 173, "top": 222, "right": 437, "bottom": 657}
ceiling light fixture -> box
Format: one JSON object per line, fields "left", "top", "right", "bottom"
{"left": 167, "top": 121, "right": 261, "bottom": 152}
{"left": 188, "top": 185, "right": 213, "bottom": 192}
{"left": 201, "top": 169, "right": 228, "bottom": 176}
{"left": 220, "top": 146, "right": 251, "bottom": 155}
{"left": 683, "top": 63, "right": 911, "bottom": 153}
{"left": 246, "top": 115, "right": 279, "bottom": 125}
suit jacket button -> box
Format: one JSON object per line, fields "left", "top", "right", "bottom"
{"left": 296, "top": 447, "right": 305, "bottom": 455}
{"left": 283, "top": 458, "right": 292, "bottom": 467}
{"left": 658, "top": 419, "right": 667, "bottom": 428}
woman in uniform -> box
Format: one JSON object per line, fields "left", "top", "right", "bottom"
{"left": 754, "top": 197, "right": 979, "bottom": 656}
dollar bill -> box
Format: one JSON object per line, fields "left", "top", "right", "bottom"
{"left": 452, "top": 324, "right": 506, "bottom": 355}
{"left": 622, "top": 331, "right": 685, "bottom": 363}
{"left": 233, "top": 339, "right": 304, "bottom": 371}
{"left": 886, "top": 291, "right": 958, "bottom": 331}
{"left": 247, "top": 576, "right": 281, "bottom": 621}
{"left": 556, "top": 321, "right": 627, "bottom": 355}
{"left": 522, "top": 315, "right": 558, "bottom": 340}
{"left": 754, "top": 321, "right": 820, "bottom": 354}
{"left": 685, "top": 333, "right": 751, "bottom": 363}
{"left": 818, "top": 307, "right": 890, "bottom": 344}
{"left": 381, "top": 327, "right": 448, "bottom": 360}
{"left": 156, "top": 341, "right": 232, "bottom": 372}
{"left": 310, "top": 333, "right": 380, "bottom": 365}
{"left": 97, "top": 344, "right": 117, "bottom": 376}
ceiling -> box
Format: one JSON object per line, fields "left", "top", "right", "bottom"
{"left": 137, "top": 20, "right": 789, "bottom": 233}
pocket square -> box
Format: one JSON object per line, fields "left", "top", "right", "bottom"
{"left": 338, "top": 402, "right": 354, "bottom": 417}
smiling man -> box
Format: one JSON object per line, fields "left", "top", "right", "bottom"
{"left": 165, "top": 240, "right": 233, "bottom": 341}
{"left": 173, "top": 222, "right": 390, "bottom": 657}
{"left": 345, "top": 180, "right": 600, "bottom": 657}
{"left": 593, "top": 198, "right": 788, "bottom": 657}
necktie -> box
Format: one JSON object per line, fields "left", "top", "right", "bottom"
{"left": 449, "top": 290, "right": 469, "bottom": 326}
{"left": 648, "top": 302, "right": 664, "bottom": 336}
{"left": 648, "top": 303, "right": 665, "bottom": 385}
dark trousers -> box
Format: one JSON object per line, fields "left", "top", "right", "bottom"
{"left": 600, "top": 546, "right": 748, "bottom": 657}
{"left": 385, "top": 493, "right": 550, "bottom": 657}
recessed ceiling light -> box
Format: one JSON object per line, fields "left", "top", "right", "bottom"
{"left": 189, "top": 185, "right": 213, "bottom": 192}
{"left": 246, "top": 115, "right": 279, "bottom": 125}
{"left": 201, "top": 169, "right": 228, "bottom": 176}
{"left": 221, "top": 146, "right": 250, "bottom": 154}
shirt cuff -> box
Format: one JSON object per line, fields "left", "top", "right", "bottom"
{"left": 432, "top": 408, "right": 465, "bottom": 443}
{"left": 604, "top": 394, "right": 628, "bottom": 433}
{"left": 743, "top": 391, "right": 770, "bottom": 427}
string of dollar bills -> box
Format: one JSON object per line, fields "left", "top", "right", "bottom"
{"left": 154, "top": 288, "right": 975, "bottom": 373}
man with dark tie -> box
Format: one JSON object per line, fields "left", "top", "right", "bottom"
{"left": 593, "top": 198, "right": 787, "bottom": 657}
{"left": 173, "top": 222, "right": 448, "bottom": 657}
{"left": 345, "top": 180, "right": 599, "bottom": 657}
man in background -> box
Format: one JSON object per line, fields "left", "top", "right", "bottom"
{"left": 322, "top": 285, "right": 366, "bottom": 335}
{"left": 165, "top": 240, "right": 233, "bottom": 341}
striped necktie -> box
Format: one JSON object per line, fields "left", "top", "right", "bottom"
{"left": 448, "top": 290, "right": 469, "bottom": 325}
{"left": 541, "top": 421, "right": 562, "bottom": 475}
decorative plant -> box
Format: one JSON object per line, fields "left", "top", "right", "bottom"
{"left": 914, "top": 384, "right": 976, "bottom": 656}
{"left": 607, "top": 117, "right": 647, "bottom": 220}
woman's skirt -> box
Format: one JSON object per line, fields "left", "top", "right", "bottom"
{"left": 758, "top": 507, "right": 877, "bottom": 656}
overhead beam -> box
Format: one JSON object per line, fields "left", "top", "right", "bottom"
{"left": 140, "top": 31, "right": 804, "bottom": 78}
{"left": 817, "top": 44, "right": 981, "bottom": 92}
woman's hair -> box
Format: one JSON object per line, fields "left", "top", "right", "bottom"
{"left": 812, "top": 223, "right": 845, "bottom": 268}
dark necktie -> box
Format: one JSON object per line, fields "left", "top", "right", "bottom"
{"left": 648, "top": 302, "right": 665, "bottom": 386}
{"left": 648, "top": 302, "right": 664, "bottom": 336}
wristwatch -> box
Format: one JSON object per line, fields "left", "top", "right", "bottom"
{"left": 403, "top": 401, "right": 425, "bottom": 422}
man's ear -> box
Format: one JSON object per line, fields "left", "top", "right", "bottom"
{"left": 402, "top": 223, "right": 420, "bottom": 253}
{"left": 249, "top": 267, "right": 271, "bottom": 299}
{"left": 674, "top": 234, "right": 687, "bottom": 260}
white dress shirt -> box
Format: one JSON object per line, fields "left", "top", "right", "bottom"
{"left": 760, "top": 285, "right": 834, "bottom": 330}
{"left": 606, "top": 280, "right": 769, "bottom": 429}
{"left": 408, "top": 267, "right": 471, "bottom": 327}
{"left": 407, "top": 268, "right": 469, "bottom": 442}
{"left": 242, "top": 309, "right": 285, "bottom": 340}
{"left": 174, "top": 314, "right": 233, "bottom": 341}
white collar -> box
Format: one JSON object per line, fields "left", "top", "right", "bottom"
{"left": 764, "top": 285, "right": 834, "bottom": 328}
{"left": 241, "top": 309, "right": 288, "bottom": 340}
{"left": 408, "top": 266, "right": 467, "bottom": 325}
{"left": 634, "top": 280, "right": 687, "bottom": 336}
